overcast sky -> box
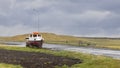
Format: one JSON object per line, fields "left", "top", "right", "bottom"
{"left": 0, "top": 0, "right": 120, "bottom": 37}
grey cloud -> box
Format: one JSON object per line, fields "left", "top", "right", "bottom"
{"left": 0, "top": 0, "right": 120, "bottom": 37}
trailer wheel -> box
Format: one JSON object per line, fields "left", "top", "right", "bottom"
{"left": 26, "top": 44, "right": 33, "bottom": 48}
{"left": 26, "top": 45, "right": 29, "bottom": 47}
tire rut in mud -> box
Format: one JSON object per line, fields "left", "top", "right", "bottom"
{"left": 0, "top": 49, "right": 82, "bottom": 68}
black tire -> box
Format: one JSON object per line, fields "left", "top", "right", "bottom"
{"left": 26, "top": 44, "right": 33, "bottom": 48}
{"left": 38, "top": 41, "right": 43, "bottom": 48}
{"left": 26, "top": 45, "right": 29, "bottom": 47}
{"left": 29, "top": 44, "right": 33, "bottom": 48}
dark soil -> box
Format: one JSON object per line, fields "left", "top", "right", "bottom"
{"left": 0, "top": 49, "right": 82, "bottom": 68}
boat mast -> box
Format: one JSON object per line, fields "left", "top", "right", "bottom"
{"left": 33, "top": 9, "right": 39, "bottom": 32}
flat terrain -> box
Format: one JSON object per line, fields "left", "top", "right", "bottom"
{"left": 0, "top": 46, "right": 120, "bottom": 68}
{"left": 1, "top": 32, "right": 120, "bottom": 50}
{"left": 0, "top": 49, "right": 81, "bottom": 68}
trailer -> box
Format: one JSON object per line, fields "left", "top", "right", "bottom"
{"left": 26, "top": 32, "right": 44, "bottom": 48}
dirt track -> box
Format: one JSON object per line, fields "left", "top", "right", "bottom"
{"left": 0, "top": 49, "right": 82, "bottom": 68}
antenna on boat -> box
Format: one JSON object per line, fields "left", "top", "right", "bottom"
{"left": 33, "top": 9, "right": 39, "bottom": 32}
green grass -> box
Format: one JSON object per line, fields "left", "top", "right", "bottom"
{"left": 86, "top": 38, "right": 120, "bottom": 49}
{"left": 0, "top": 45, "right": 120, "bottom": 68}
{"left": 0, "top": 63, "right": 22, "bottom": 68}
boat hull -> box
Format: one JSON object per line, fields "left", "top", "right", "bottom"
{"left": 26, "top": 40, "right": 43, "bottom": 48}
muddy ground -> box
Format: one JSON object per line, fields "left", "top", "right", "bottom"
{"left": 0, "top": 49, "right": 82, "bottom": 68}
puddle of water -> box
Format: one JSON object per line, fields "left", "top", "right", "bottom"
{"left": 3, "top": 42, "right": 120, "bottom": 59}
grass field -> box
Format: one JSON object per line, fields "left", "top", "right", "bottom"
{"left": 0, "top": 32, "right": 120, "bottom": 49}
{"left": 0, "top": 45, "right": 120, "bottom": 68}
{"left": 0, "top": 33, "right": 120, "bottom": 68}
{"left": 0, "top": 63, "right": 22, "bottom": 68}
{"left": 86, "top": 38, "right": 120, "bottom": 49}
